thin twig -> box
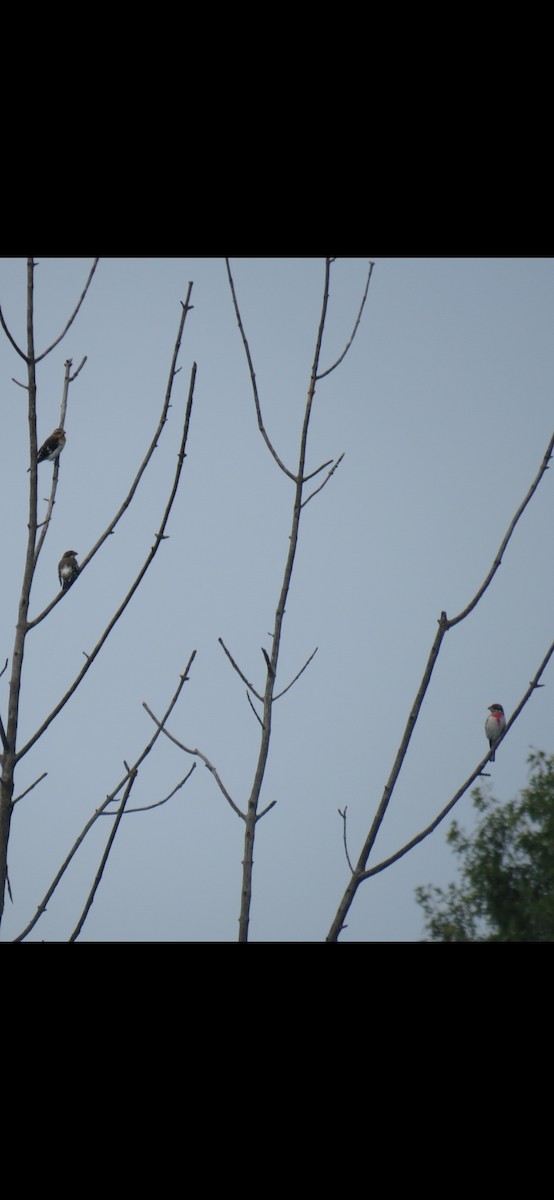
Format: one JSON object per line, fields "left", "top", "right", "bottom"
{"left": 13, "top": 654, "right": 196, "bottom": 941}
{"left": 0, "top": 304, "right": 27, "bottom": 360}
{"left": 225, "top": 258, "right": 298, "bottom": 481}
{"left": 246, "top": 690, "right": 264, "bottom": 727}
{"left": 33, "top": 357, "right": 76, "bottom": 566}
{"left": 338, "top": 806, "right": 355, "bottom": 872}
{"left": 68, "top": 771, "right": 137, "bottom": 941}
{"left": 69, "top": 356, "right": 87, "bottom": 382}
{"left": 27, "top": 284, "right": 195, "bottom": 629}
{"left": 16, "top": 367, "right": 196, "bottom": 762}
{"left": 104, "top": 764, "right": 196, "bottom": 813}
{"left": 316, "top": 260, "right": 375, "bottom": 379}
{"left": 142, "top": 702, "right": 244, "bottom": 820}
{"left": 12, "top": 773, "right": 48, "bottom": 805}
{"left": 361, "top": 638, "right": 554, "bottom": 880}
{"left": 218, "top": 637, "right": 264, "bottom": 700}
{"left": 274, "top": 647, "right": 318, "bottom": 700}
{"left": 35, "top": 259, "right": 99, "bottom": 363}
{"left": 301, "top": 454, "right": 345, "bottom": 508}
{"left": 258, "top": 799, "right": 277, "bottom": 819}
{"left": 447, "top": 431, "right": 554, "bottom": 628}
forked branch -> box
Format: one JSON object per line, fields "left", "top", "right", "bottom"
{"left": 13, "top": 652, "right": 197, "bottom": 941}
{"left": 326, "top": 430, "right": 554, "bottom": 941}
{"left": 16, "top": 362, "right": 197, "bottom": 762}
{"left": 360, "top": 638, "right": 554, "bottom": 882}
{"left": 28, "top": 284, "right": 195, "bottom": 629}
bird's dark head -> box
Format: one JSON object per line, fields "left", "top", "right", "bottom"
{"left": 62, "top": 550, "right": 78, "bottom": 558}
{"left": 488, "top": 703, "right": 504, "bottom": 714}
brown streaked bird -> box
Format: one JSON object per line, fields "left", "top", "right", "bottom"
{"left": 58, "top": 550, "right": 80, "bottom": 591}
{"left": 36, "top": 427, "right": 66, "bottom": 465}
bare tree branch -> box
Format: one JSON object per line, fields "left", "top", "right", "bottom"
{"left": 447, "top": 430, "right": 554, "bottom": 628}
{"left": 104, "top": 764, "right": 196, "bottom": 814}
{"left": 233, "top": 256, "right": 342, "bottom": 941}
{"left": 69, "top": 356, "right": 87, "bottom": 382}
{"left": 325, "top": 431, "right": 554, "bottom": 940}
{"left": 225, "top": 258, "right": 298, "bottom": 481}
{"left": 33, "top": 356, "right": 78, "bottom": 566}
{"left": 13, "top": 653, "right": 196, "bottom": 941}
{"left": 218, "top": 636, "right": 264, "bottom": 700}
{"left": 0, "top": 305, "right": 27, "bottom": 360}
{"left": 69, "top": 769, "right": 137, "bottom": 941}
{"left": 246, "top": 690, "right": 264, "bottom": 727}
{"left": 316, "top": 259, "right": 375, "bottom": 380}
{"left": 338, "top": 806, "right": 355, "bottom": 872}
{"left": 27, "top": 285, "right": 195, "bottom": 629}
{"left": 301, "top": 454, "right": 345, "bottom": 509}
{"left": 15, "top": 363, "right": 197, "bottom": 762}
{"left": 273, "top": 647, "right": 318, "bottom": 700}
{"left": 302, "top": 458, "right": 335, "bottom": 483}
{"left": 12, "top": 773, "right": 48, "bottom": 805}
{"left": 258, "top": 799, "right": 277, "bottom": 819}
{"left": 35, "top": 259, "right": 99, "bottom": 363}
{"left": 142, "top": 702, "right": 244, "bottom": 820}
{"left": 359, "top": 638, "right": 554, "bottom": 882}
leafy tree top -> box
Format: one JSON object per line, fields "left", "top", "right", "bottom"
{"left": 416, "top": 751, "right": 554, "bottom": 942}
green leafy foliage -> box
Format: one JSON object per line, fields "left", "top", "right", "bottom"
{"left": 415, "top": 752, "right": 554, "bottom": 941}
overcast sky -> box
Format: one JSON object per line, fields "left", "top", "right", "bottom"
{"left": 1, "top": 256, "right": 552, "bottom": 942}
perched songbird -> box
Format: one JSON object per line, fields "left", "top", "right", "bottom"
{"left": 36, "top": 427, "right": 66, "bottom": 465}
{"left": 485, "top": 703, "right": 506, "bottom": 761}
{"left": 58, "top": 550, "right": 80, "bottom": 591}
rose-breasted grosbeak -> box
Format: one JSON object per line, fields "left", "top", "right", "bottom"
{"left": 485, "top": 703, "right": 506, "bottom": 761}
{"left": 58, "top": 550, "right": 79, "bottom": 591}
{"left": 36, "top": 428, "right": 66, "bottom": 465}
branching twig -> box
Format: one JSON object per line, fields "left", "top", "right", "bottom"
{"left": 301, "top": 453, "right": 345, "bottom": 509}
{"left": 27, "top": 284, "right": 195, "bottom": 629}
{"left": 225, "top": 258, "right": 298, "bottom": 481}
{"left": 447, "top": 431, "right": 554, "bottom": 628}
{"left": 12, "top": 773, "right": 48, "bottom": 805}
{"left": 16, "top": 365, "right": 196, "bottom": 762}
{"left": 274, "top": 647, "right": 318, "bottom": 700}
{"left": 33, "top": 356, "right": 78, "bottom": 566}
{"left": 142, "top": 702, "right": 244, "bottom": 820}
{"left": 326, "top": 431, "right": 554, "bottom": 940}
{"left": 104, "top": 764, "right": 196, "bottom": 813}
{"left": 68, "top": 770, "right": 137, "bottom": 941}
{"left": 360, "top": 638, "right": 554, "bottom": 881}
{"left": 218, "top": 636, "right": 264, "bottom": 701}
{"left": 316, "top": 260, "right": 375, "bottom": 380}
{"left": 35, "top": 260, "right": 99, "bottom": 363}
{"left": 0, "top": 305, "right": 26, "bottom": 360}
{"left": 13, "top": 653, "right": 196, "bottom": 941}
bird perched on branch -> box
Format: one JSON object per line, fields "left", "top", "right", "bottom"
{"left": 58, "top": 550, "right": 80, "bottom": 591}
{"left": 36, "top": 427, "right": 66, "bottom": 465}
{"left": 485, "top": 703, "right": 506, "bottom": 761}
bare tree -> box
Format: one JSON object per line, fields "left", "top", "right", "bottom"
{"left": 144, "top": 257, "right": 374, "bottom": 941}
{"left": 0, "top": 258, "right": 196, "bottom": 928}
{"left": 4, "top": 258, "right": 550, "bottom": 943}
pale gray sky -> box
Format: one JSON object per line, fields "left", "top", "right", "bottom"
{"left": 1, "top": 256, "right": 552, "bottom": 941}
